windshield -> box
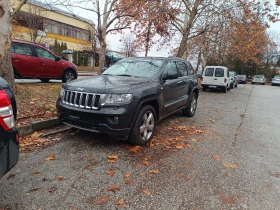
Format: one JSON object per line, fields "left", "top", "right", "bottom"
{"left": 274, "top": 75, "right": 280, "bottom": 79}
{"left": 238, "top": 75, "right": 246, "bottom": 78}
{"left": 229, "top": 72, "right": 234, "bottom": 77}
{"left": 102, "top": 59, "right": 164, "bottom": 78}
{"left": 254, "top": 75, "right": 264, "bottom": 78}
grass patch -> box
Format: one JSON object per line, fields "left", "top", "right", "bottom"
{"left": 77, "top": 65, "right": 100, "bottom": 72}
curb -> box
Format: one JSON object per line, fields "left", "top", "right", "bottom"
{"left": 17, "top": 118, "right": 61, "bottom": 137}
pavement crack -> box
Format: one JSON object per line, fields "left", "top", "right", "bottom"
{"left": 231, "top": 86, "right": 254, "bottom": 147}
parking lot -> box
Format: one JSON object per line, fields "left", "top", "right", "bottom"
{"left": 1, "top": 84, "right": 280, "bottom": 210}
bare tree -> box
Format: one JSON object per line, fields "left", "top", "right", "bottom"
{"left": 0, "top": 0, "right": 27, "bottom": 88}
{"left": 48, "top": 0, "right": 135, "bottom": 72}
{"left": 121, "top": 34, "right": 137, "bottom": 57}
{"left": 14, "top": 4, "right": 47, "bottom": 43}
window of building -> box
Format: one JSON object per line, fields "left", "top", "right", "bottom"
{"left": 65, "top": 27, "right": 70, "bottom": 37}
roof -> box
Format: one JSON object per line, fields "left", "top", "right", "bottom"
{"left": 28, "top": 0, "right": 94, "bottom": 25}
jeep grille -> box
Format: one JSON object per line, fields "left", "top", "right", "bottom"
{"left": 62, "top": 90, "right": 100, "bottom": 109}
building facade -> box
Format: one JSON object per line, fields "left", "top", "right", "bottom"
{"left": 11, "top": 0, "right": 95, "bottom": 66}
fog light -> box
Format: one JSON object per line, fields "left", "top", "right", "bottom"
{"left": 114, "top": 116, "right": 119, "bottom": 121}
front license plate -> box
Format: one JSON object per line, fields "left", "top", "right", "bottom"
{"left": 209, "top": 85, "right": 217, "bottom": 88}
{"left": 68, "top": 110, "right": 80, "bottom": 119}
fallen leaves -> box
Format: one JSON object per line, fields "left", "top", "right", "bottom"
{"left": 123, "top": 173, "right": 131, "bottom": 178}
{"left": 108, "top": 168, "right": 115, "bottom": 177}
{"left": 129, "top": 146, "right": 141, "bottom": 153}
{"left": 30, "top": 171, "right": 40, "bottom": 175}
{"left": 45, "top": 154, "right": 56, "bottom": 161}
{"left": 217, "top": 190, "right": 236, "bottom": 206}
{"left": 48, "top": 186, "right": 57, "bottom": 193}
{"left": 108, "top": 154, "right": 118, "bottom": 163}
{"left": 107, "top": 185, "right": 120, "bottom": 192}
{"left": 143, "top": 189, "right": 151, "bottom": 196}
{"left": 223, "top": 163, "right": 238, "bottom": 169}
{"left": 124, "top": 179, "right": 133, "bottom": 185}
{"left": 58, "top": 176, "right": 64, "bottom": 180}
{"left": 212, "top": 155, "right": 221, "bottom": 161}
{"left": 149, "top": 169, "right": 159, "bottom": 174}
{"left": 86, "top": 195, "right": 110, "bottom": 205}
{"left": 115, "top": 198, "right": 126, "bottom": 208}
{"left": 26, "top": 188, "right": 39, "bottom": 194}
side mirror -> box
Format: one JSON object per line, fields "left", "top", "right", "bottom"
{"left": 55, "top": 56, "right": 61, "bottom": 61}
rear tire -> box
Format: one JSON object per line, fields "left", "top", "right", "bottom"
{"left": 251, "top": 82, "right": 254, "bottom": 85}
{"left": 129, "top": 105, "right": 156, "bottom": 145}
{"left": 223, "top": 86, "right": 227, "bottom": 93}
{"left": 40, "top": 78, "right": 50, "bottom": 83}
{"left": 182, "top": 93, "right": 197, "bottom": 117}
{"left": 230, "top": 83, "right": 234, "bottom": 89}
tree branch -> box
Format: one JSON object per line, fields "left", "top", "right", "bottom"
{"left": 11, "top": 0, "right": 28, "bottom": 20}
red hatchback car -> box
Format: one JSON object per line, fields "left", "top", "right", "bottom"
{"left": 11, "top": 39, "right": 77, "bottom": 83}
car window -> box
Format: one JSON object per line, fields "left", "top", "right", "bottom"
{"left": 186, "top": 62, "right": 194, "bottom": 75}
{"left": 163, "top": 61, "right": 178, "bottom": 78}
{"left": 215, "top": 68, "right": 224, "bottom": 77}
{"left": 11, "top": 43, "right": 32, "bottom": 56}
{"left": 205, "top": 68, "right": 214, "bottom": 76}
{"left": 176, "top": 61, "right": 187, "bottom": 77}
{"left": 274, "top": 75, "right": 280, "bottom": 79}
{"left": 35, "top": 47, "right": 55, "bottom": 60}
{"left": 229, "top": 72, "right": 233, "bottom": 77}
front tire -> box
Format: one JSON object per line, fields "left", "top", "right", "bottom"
{"left": 230, "top": 83, "right": 234, "bottom": 89}
{"left": 62, "top": 70, "right": 76, "bottom": 83}
{"left": 182, "top": 93, "right": 197, "bottom": 117}
{"left": 129, "top": 105, "right": 156, "bottom": 145}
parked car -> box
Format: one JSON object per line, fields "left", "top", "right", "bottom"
{"left": 11, "top": 39, "right": 78, "bottom": 83}
{"left": 271, "top": 75, "right": 280, "bottom": 86}
{"left": 201, "top": 66, "right": 230, "bottom": 93}
{"left": 0, "top": 77, "right": 19, "bottom": 179}
{"left": 56, "top": 57, "right": 199, "bottom": 145}
{"left": 252, "top": 75, "right": 266, "bottom": 85}
{"left": 229, "top": 71, "right": 238, "bottom": 89}
{"left": 237, "top": 75, "right": 247, "bottom": 84}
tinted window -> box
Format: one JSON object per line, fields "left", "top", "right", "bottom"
{"left": 103, "top": 59, "right": 164, "bottom": 78}
{"left": 11, "top": 43, "right": 32, "bottom": 56}
{"left": 176, "top": 61, "right": 187, "bottom": 77}
{"left": 205, "top": 68, "right": 214, "bottom": 76}
{"left": 35, "top": 47, "right": 55, "bottom": 60}
{"left": 186, "top": 62, "right": 194, "bottom": 75}
{"left": 163, "top": 61, "right": 178, "bottom": 78}
{"left": 215, "top": 68, "right": 224, "bottom": 77}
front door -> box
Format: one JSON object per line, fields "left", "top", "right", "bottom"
{"left": 34, "top": 46, "right": 58, "bottom": 78}
{"left": 161, "top": 61, "right": 185, "bottom": 116}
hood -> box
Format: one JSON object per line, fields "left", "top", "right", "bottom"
{"left": 63, "top": 75, "right": 155, "bottom": 94}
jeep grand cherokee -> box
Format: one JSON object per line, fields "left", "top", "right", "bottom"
{"left": 56, "top": 57, "right": 199, "bottom": 145}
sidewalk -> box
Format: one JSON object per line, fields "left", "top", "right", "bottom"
{"left": 77, "top": 71, "right": 98, "bottom": 76}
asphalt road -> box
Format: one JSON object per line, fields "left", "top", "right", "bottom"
{"left": 1, "top": 84, "right": 280, "bottom": 210}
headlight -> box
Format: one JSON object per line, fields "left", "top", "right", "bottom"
{"left": 100, "top": 94, "right": 133, "bottom": 105}
{"left": 60, "top": 88, "right": 65, "bottom": 98}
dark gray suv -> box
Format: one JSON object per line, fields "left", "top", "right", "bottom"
{"left": 56, "top": 57, "right": 199, "bottom": 145}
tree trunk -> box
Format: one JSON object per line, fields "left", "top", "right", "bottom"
{"left": 0, "top": 0, "right": 15, "bottom": 89}
{"left": 98, "top": 39, "right": 106, "bottom": 74}
{"left": 195, "top": 49, "right": 202, "bottom": 74}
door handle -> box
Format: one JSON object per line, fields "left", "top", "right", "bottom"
{"left": 214, "top": 78, "right": 217, "bottom": 80}
{"left": 177, "top": 81, "right": 183, "bottom": 84}
{"left": 40, "top": 61, "right": 45, "bottom": 64}
{"left": 12, "top": 57, "right": 18, "bottom": 61}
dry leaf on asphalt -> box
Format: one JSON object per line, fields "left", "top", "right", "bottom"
{"left": 212, "top": 155, "right": 221, "bottom": 161}
{"left": 48, "top": 187, "right": 57, "bottom": 193}
{"left": 26, "top": 188, "right": 39, "bottom": 194}
{"left": 58, "top": 176, "right": 64, "bottom": 180}
{"left": 107, "top": 185, "right": 120, "bottom": 192}
{"left": 123, "top": 173, "right": 131, "bottom": 178}
{"left": 223, "top": 163, "right": 238, "bottom": 169}
{"left": 149, "top": 169, "right": 159, "bottom": 174}
{"left": 31, "top": 132, "right": 42, "bottom": 139}
{"left": 129, "top": 146, "right": 141, "bottom": 153}
{"left": 143, "top": 161, "right": 149, "bottom": 166}
{"left": 115, "top": 198, "right": 126, "bottom": 208}
{"left": 143, "top": 189, "right": 151, "bottom": 196}
{"left": 30, "top": 171, "right": 40, "bottom": 175}
{"left": 107, "top": 154, "right": 118, "bottom": 163}
{"left": 108, "top": 168, "right": 114, "bottom": 177}
{"left": 45, "top": 154, "right": 56, "bottom": 161}
{"left": 124, "top": 179, "right": 133, "bottom": 185}
{"left": 86, "top": 195, "right": 110, "bottom": 205}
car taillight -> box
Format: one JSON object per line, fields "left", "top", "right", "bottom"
{"left": 224, "top": 78, "right": 227, "bottom": 83}
{"left": 0, "top": 90, "right": 15, "bottom": 131}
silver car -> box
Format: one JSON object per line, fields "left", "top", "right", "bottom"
{"left": 271, "top": 75, "right": 280, "bottom": 86}
{"left": 252, "top": 75, "right": 266, "bottom": 85}
{"left": 229, "top": 71, "right": 238, "bottom": 88}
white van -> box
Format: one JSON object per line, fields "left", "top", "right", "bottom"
{"left": 201, "top": 66, "right": 230, "bottom": 93}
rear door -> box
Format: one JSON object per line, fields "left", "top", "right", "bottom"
{"left": 213, "top": 67, "right": 226, "bottom": 86}
{"left": 11, "top": 42, "right": 38, "bottom": 77}
{"left": 176, "top": 61, "right": 190, "bottom": 106}
{"left": 203, "top": 67, "right": 215, "bottom": 85}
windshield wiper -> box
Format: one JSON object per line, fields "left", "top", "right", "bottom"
{"left": 117, "top": 74, "right": 133, "bottom": 77}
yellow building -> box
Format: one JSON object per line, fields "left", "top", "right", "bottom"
{"left": 11, "top": 0, "right": 95, "bottom": 66}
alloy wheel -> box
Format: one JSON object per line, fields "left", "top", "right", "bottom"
{"left": 140, "top": 111, "right": 155, "bottom": 141}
